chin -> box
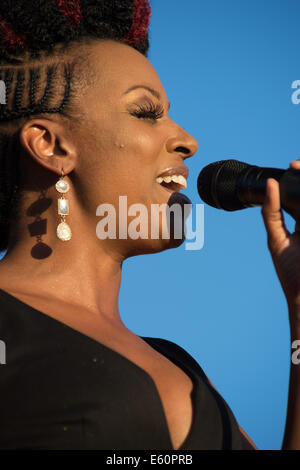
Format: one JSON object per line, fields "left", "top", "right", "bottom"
{"left": 156, "top": 235, "right": 186, "bottom": 252}
{"left": 124, "top": 225, "right": 187, "bottom": 258}
{"left": 111, "top": 191, "right": 192, "bottom": 258}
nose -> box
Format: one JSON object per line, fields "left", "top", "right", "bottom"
{"left": 166, "top": 124, "right": 199, "bottom": 160}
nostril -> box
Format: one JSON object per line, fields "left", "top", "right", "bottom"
{"left": 175, "top": 146, "right": 190, "bottom": 155}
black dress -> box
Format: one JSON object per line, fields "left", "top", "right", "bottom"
{"left": 0, "top": 288, "right": 254, "bottom": 450}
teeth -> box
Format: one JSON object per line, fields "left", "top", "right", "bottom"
{"left": 163, "top": 176, "right": 172, "bottom": 183}
{"left": 155, "top": 174, "right": 187, "bottom": 189}
{"left": 178, "top": 175, "right": 187, "bottom": 188}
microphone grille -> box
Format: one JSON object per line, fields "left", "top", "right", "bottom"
{"left": 197, "top": 159, "right": 250, "bottom": 210}
{"left": 197, "top": 160, "right": 223, "bottom": 207}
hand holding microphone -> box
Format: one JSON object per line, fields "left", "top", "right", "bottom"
{"left": 197, "top": 158, "right": 300, "bottom": 313}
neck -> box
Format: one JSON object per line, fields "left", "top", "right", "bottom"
{"left": 0, "top": 223, "right": 125, "bottom": 327}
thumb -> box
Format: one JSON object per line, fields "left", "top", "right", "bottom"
{"left": 261, "top": 178, "right": 290, "bottom": 254}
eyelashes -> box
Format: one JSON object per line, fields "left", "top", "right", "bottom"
{"left": 130, "top": 100, "right": 165, "bottom": 121}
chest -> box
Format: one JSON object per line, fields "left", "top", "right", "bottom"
{"left": 0, "top": 288, "right": 194, "bottom": 450}
{"left": 114, "top": 343, "right": 194, "bottom": 450}
{"left": 142, "top": 357, "right": 194, "bottom": 450}
{"left": 83, "top": 328, "right": 195, "bottom": 450}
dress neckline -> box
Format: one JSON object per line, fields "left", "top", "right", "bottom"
{"left": 0, "top": 287, "right": 200, "bottom": 450}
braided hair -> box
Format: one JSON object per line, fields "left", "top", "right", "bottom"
{"left": 0, "top": 0, "right": 152, "bottom": 251}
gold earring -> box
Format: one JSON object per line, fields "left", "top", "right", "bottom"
{"left": 55, "top": 168, "right": 72, "bottom": 241}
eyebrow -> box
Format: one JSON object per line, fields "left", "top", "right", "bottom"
{"left": 123, "top": 85, "right": 171, "bottom": 111}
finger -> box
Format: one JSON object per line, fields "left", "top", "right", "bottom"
{"left": 289, "top": 160, "right": 300, "bottom": 170}
{"left": 261, "top": 178, "right": 290, "bottom": 253}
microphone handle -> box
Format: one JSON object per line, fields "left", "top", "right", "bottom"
{"left": 237, "top": 166, "right": 284, "bottom": 206}
{"left": 280, "top": 169, "right": 300, "bottom": 220}
{"left": 237, "top": 167, "right": 300, "bottom": 220}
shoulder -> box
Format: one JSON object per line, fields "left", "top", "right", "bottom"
{"left": 205, "top": 374, "right": 258, "bottom": 450}
{"left": 141, "top": 336, "right": 207, "bottom": 376}
{"left": 141, "top": 336, "right": 215, "bottom": 389}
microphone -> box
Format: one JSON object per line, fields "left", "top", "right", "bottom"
{"left": 197, "top": 159, "right": 300, "bottom": 220}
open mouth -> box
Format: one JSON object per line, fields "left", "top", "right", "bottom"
{"left": 156, "top": 174, "right": 187, "bottom": 193}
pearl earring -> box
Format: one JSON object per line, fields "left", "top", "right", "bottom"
{"left": 55, "top": 168, "right": 72, "bottom": 241}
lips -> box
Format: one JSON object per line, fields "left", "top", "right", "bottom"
{"left": 156, "top": 166, "right": 189, "bottom": 192}
{"left": 156, "top": 166, "right": 189, "bottom": 180}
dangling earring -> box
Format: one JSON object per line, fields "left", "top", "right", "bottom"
{"left": 55, "top": 168, "right": 72, "bottom": 241}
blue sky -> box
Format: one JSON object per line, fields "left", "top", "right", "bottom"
{"left": 119, "top": 0, "right": 300, "bottom": 449}
{"left": 1, "top": 0, "right": 299, "bottom": 450}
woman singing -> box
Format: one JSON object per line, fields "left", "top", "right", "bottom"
{"left": 0, "top": 0, "right": 299, "bottom": 450}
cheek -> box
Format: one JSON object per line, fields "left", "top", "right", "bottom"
{"left": 114, "top": 128, "right": 161, "bottom": 164}
{"left": 82, "top": 118, "right": 163, "bottom": 203}
{"left": 113, "top": 114, "right": 161, "bottom": 155}
{"left": 110, "top": 128, "right": 163, "bottom": 192}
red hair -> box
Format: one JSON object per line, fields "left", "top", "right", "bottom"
{"left": 123, "top": 0, "right": 151, "bottom": 46}
{"left": 0, "top": 15, "right": 26, "bottom": 51}
{"left": 54, "top": 0, "right": 83, "bottom": 27}
{"left": 0, "top": 0, "right": 151, "bottom": 59}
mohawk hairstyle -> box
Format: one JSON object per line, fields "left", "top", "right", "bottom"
{"left": 0, "top": 0, "right": 151, "bottom": 62}
{"left": 0, "top": 0, "right": 152, "bottom": 251}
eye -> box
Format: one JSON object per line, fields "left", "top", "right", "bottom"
{"left": 130, "top": 100, "right": 164, "bottom": 121}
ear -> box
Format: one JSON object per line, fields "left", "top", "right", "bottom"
{"left": 19, "top": 118, "right": 77, "bottom": 176}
